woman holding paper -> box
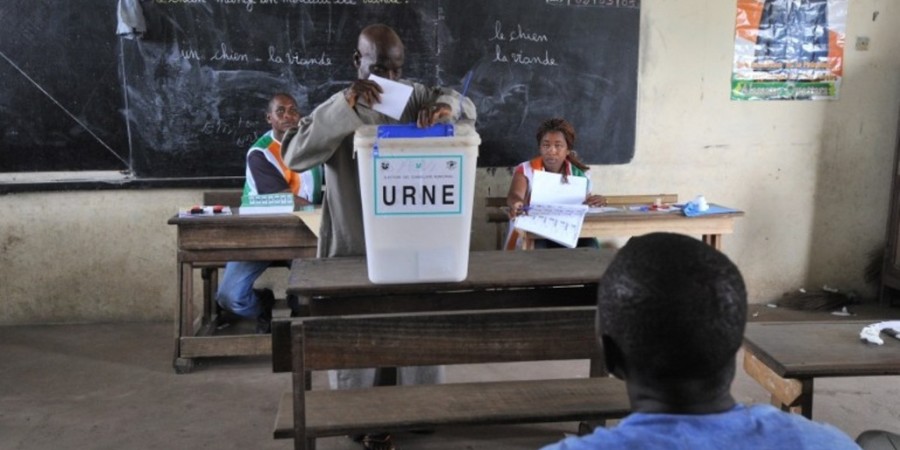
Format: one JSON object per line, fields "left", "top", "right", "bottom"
{"left": 505, "top": 118, "right": 606, "bottom": 249}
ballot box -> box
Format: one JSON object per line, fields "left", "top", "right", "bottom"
{"left": 355, "top": 123, "right": 481, "bottom": 283}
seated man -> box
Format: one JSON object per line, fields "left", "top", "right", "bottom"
{"left": 216, "top": 93, "right": 322, "bottom": 334}
{"left": 542, "top": 232, "right": 861, "bottom": 449}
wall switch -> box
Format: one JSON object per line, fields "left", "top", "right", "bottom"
{"left": 856, "top": 36, "right": 870, "bottom": 51}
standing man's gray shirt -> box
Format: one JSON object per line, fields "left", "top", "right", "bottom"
{"left": 281, "top": 81, "right": 476, "bottom": 259}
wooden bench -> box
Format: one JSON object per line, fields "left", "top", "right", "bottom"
{"left": 271, "top": 306, "right": 631, "bottom": 449}
{"left": 485, "top": 194, "right": 679, "bottom": 249}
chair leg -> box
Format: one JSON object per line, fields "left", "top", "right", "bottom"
{"left": 201, "top": 267, "right": 215, "bottom": 323}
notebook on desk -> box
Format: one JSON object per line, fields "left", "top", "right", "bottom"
{"left": 682, "top": 204, "right": 740, "bottom": 217}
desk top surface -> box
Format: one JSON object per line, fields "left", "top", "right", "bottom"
{"left": 168, "top": 212, "right": 300, "bottom": 226}
{"left": 288, "top": 248, "right": 615, "bottom": 296}
{"left": 584, "top": 204, "right": 745, "bottom": 222}
{"left": 491, "top": 205, "right": 745, "bottom": 224}
{"left": 168, "top": 207, "right": 322, "bottom": 226}
{"left": 743, "top": 321, "right": 900, "bottom": 378}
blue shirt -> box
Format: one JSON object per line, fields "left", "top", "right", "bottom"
{"left": 541, "top": 404, "right": 860, "bottom": 450}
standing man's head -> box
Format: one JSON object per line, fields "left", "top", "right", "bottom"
{"left": 354, "top": 24, "right": 405, "bottom": 81}
{"left": 266, "top": 93, "right": 301, "bottom": 141}
{"left": 597, "top": 232, "right": 747, "bottom": 414}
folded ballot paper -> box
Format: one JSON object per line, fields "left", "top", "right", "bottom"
{"left": 368, "top": 74, "right": 413, "bottom": 120}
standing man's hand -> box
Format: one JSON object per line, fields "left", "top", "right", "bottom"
{"left": 417, "top": 103, "right": 452, "bottom": 128}
{"left": 345, "top": 80, "right": 383, "bottom": 108}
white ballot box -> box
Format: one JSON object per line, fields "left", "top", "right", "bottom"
{"left": 355, "top": 123, "right": 480, "bottom": 283}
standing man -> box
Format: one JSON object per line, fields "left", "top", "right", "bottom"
{"left": 282, "top": 24, "right": 475, "bottom": 449}
{"left": 217, "top": 93, "right": 322, "bottom": 334}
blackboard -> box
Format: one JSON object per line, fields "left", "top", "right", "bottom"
{"left": 1, "top": 0, "right": 639, "bottom": 181}
{"left": 439, "top": 0, "right": 639, "bottom": 166}
{"left": 0, "top": 1, "right": 129, "bottom": 173}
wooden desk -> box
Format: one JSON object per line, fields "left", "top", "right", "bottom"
{"left": 287, "top": 248, "right": 613, "bottom": 313}
{"left": 168, "top": 212, "right": 318, "bottom": 373}
{"left": 275, "top": 248, "right": 616, "bottom": 373}
{"left": 518, "top": 206, "right": 744, "bottom": 250}
{"left": 742, "top": 321, "right": 900, "bottom": 419}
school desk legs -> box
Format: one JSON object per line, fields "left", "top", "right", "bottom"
{"left": 743, "top": 350, "right": 814, "bottom": 419}
{"left": 201, "top": 266, "right": 218, "bottom": 325}
{"left": 174, "top": 261, "right": 195, "bottom": 374}
{"left": 771, "top": 379, "right": 813, "bottom": 419}
{"left": 702, "top": 233, "right": 723, "bottom": 250}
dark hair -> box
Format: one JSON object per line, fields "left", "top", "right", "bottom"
{"left": 268, "top": 92, "right": 296, "bottom": 112}
{"left": 596, "top": 233, "right": 747, "bottom": 379}
{"left": 536, "top": 118, "right": 589, "bottom": 172}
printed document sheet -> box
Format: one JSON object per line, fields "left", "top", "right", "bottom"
{"left": 514, "top": 203, "right": 588, "bottom": 248}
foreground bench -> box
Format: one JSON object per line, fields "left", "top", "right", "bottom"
{"left": 271, "top": 306, "right": 631, "bottom": 450}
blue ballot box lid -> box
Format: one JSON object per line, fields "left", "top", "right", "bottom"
{"left": 377, "top": 123, "right": 455, "bottom": 139}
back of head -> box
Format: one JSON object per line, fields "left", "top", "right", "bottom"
{"left": 597, "top": 233, "right": 747, "bottom": 380}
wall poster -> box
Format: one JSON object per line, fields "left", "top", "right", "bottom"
{"left": 732, "top": 0, "right": 846, "bottom": 101}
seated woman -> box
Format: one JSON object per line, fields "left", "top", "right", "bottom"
{"left": 505, "top": 118, "right": 607, "bottom": 249}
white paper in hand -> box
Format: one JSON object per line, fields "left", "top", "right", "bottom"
{"left": 368, "top": 74, "right": 413, "bottom": 120}
{"left": 530, "top": 170, "right": 588, "bottom": 205}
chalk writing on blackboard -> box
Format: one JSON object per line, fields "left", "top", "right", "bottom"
{"left": 489, "top": 20, "right": 559, "bottom": 67}
{"left": 1, "top": 0, "right": 638, "bottom": 179}
{"left": 546, "top": 0, "right": 640, "bottom": 8}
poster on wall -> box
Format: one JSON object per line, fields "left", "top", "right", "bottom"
{"left": 731, "top": 0, "right": 846, "bottom": 101}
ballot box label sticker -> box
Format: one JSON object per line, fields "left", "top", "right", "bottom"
{"left": 373, "top": 155, "right": 463, "bottom": 215}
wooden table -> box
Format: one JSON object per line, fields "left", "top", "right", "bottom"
{"left": 519, "top": 206, "right": 744, "bottom": 250}
{"left": 276, "top": 248, "right": 616, "bottom": 374}
{"left": 742, "top": 321, "right": 900, "bottom": 419}
{"left": 287, "top": 247, "right": 613, "bottom": 313}
{"left": 168, "top": 212, "right": 318, "bottom": 373}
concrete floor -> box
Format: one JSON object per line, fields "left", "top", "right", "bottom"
{"left": 1, "top": 303, "right": 899, "bottom": 450}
